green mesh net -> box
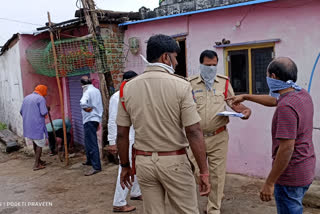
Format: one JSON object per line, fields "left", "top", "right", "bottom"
{"left": 26, "top": 35, "right": 124, "bottom": 77}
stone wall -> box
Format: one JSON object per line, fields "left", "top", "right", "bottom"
{"left": 140, "top": 0, "right": 254, "bottom": 19}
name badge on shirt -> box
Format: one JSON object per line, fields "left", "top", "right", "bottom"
{"left": 192, "top": 90, "right": 196, "bottom": 102}
{"left": 194, "top": 89, "right": 203, "bottom": 94}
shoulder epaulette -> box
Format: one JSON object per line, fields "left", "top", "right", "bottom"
{"left": 125, "top": 75, "right": 138, "bottom": 83}
{"left": 169, "top": 73, "right": 189, "bottom": 82}
{"left": 187, "top": 75, "right": 199, "bottom": 82}
{"left": 217, "top": 74, "right": 229, "bottom": 80}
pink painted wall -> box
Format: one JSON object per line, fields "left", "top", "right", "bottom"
{"left": 58, "top": 26, "right": 89, "bottom": 124}
{"left": 19, "top": 26, "right": 91, "bottom": 148}
{"left": 123, "top": 0, "right": 320, "bottom": 179}
{"left": 19, "top": 27, "right": 90, "bottom": 122}
{"left": 19, "top": 34, "right": 61, "bottom": 124}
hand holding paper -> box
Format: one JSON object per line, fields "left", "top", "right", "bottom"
{"left": 217, "top": 111, "right": 244, "bottom": 118}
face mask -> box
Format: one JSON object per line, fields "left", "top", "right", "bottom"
{"left": 140, "top": 54, "right": 175, "bottom": 74}
{"left": 167, "top": 54, "right": 174, "bottom": 70}
{"left": 266, "top": 77, "right": 301, "bottom": 98}
{"left": 82, "top": 84, "right": 89, "bottom": 92}
{"left": 269, "top": 91, "right": 280, "bottom": 99}
{"left": 200, "top": 64, "right": 218, "bottom": 91}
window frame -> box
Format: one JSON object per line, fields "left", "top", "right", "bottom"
{"left": 228, "top": 49, "right": 249, "bottom": 94}
{"left": 224, "top": 43, "right": 275, "bottom": 94}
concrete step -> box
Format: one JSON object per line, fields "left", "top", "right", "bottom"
{"left": 0, "top": 129, "right": 24, "bottom": 153}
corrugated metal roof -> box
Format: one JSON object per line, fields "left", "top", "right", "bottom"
{"left": 119, "top": 0, "right": 276, "bottom": 26}
{"left": 36, "top": 18, "right": 83, "bottom": 32}
{"left": 68, "top": 75, "right": 86, "bottom": 145}
{"left": 0, "top": 34, "right": 19, "bottom": 56}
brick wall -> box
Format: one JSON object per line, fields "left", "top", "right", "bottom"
{"left": 101, "top": 25, "right": 125, "bottom": 90}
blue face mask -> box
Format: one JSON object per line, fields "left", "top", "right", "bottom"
{"left": 266, "top": 77, "right": 301, "bottom": 98}
{"left": 200, "top": 64, "right": 217, "bottom": 91}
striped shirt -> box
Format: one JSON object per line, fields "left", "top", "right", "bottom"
{"left": 272, "top": 89, "right": 315, "bottom": 186}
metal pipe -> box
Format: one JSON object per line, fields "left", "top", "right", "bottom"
{"left": 308, "top": 53, "right": 320, "bottom": 93}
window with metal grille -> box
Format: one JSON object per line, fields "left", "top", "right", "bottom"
{"left": 227, "top": 45, "right": 274, "bottom": 94}
{"left": 252, "top": 47, "right": 273, "bottom": 94}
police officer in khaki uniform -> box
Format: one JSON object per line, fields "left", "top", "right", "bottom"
{"left": 189, "top": 50, "right": 251, "bottom": 214}
{"left": 116, "top": 34, "right": 211, "bottom": 214}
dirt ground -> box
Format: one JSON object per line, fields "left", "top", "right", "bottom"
{"left": 0, "top": 151, "right": 319, "bottom": 214}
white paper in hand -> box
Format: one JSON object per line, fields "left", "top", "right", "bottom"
{"left": 217, "top": 111, "right": 244, "bottom": 118}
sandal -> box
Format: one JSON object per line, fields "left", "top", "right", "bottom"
{"left": 33, "top": 165, "right": 46, "bottom": 171}
{"left": 40, "top": 160, "right": 47, "bottom": 166}
{"left": 113, "top": 204, "right": 136, "bottom": 212}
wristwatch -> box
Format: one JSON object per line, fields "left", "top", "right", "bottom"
{"left": 120, "top": 162, "right": 130, "bottom": 168}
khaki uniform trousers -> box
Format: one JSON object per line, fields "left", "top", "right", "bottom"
{"left": 136, "top": 153, "right": 199, "bottom": 214}
{"left": 189, "top": 130, "right": 229, "bottom": 214}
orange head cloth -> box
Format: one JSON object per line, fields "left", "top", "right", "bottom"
{"left": 34, "top": 85, "right": 48, "bottom": 97}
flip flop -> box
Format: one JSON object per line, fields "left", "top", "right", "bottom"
{"left": 39, "top": 160, "right": 47, "bottom": 166}
{"left": 33, "top": 165, "right": 46, "bottom": 171}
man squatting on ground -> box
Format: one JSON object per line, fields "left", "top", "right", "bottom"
{"left": 47, "top": 118, "right": 72, "bottom": 156}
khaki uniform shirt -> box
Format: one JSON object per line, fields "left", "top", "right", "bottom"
{"left": 117, "top": 66, "right": 201, "bottom": 152}
{"left": 189, "top": 74, "right": 235, "bottom": 133}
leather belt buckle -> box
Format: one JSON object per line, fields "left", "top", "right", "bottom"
{"left": 203, "top": 126, "right": 226, "bottom": 137}
{"left": 203, "top": 133, "right": 214, "bottom": 137}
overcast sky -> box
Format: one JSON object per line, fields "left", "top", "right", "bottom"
{"left": 0, "top": 0, "right": 159, "bottom": 46}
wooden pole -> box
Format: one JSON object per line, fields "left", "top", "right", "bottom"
{"left": 81, "top": 0, "right": 114, "bottom": 95}
{"left": 81, "top": 0, "right": 114, "bottom": 153}
{"left": 90, "top": 0, "right": 115, "bottom": 96}
{"left": 47, "top": 12, "right": 69, "bottom": 165}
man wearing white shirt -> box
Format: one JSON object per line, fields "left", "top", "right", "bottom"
{"left": 80, "top": 76, "right": 103, "bottom": 176}
{"left": 108, "top": 71, "right": 142, "bottom": 213}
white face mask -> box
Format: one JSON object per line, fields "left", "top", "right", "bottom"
{"left": 200, "top": 64, "right": 218, "bottom": 91}
{"left": 140, "top": 54, "right": 175, "bottom": 74}
{"left": 82, "top": 84, "right": 90, "bottom": 92}
{"left": 167, "top": 54, "right": 174, "bottom": 70}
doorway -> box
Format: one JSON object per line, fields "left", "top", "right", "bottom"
{"left": 174, "top": 39, "right": 187, "bottom": 77}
